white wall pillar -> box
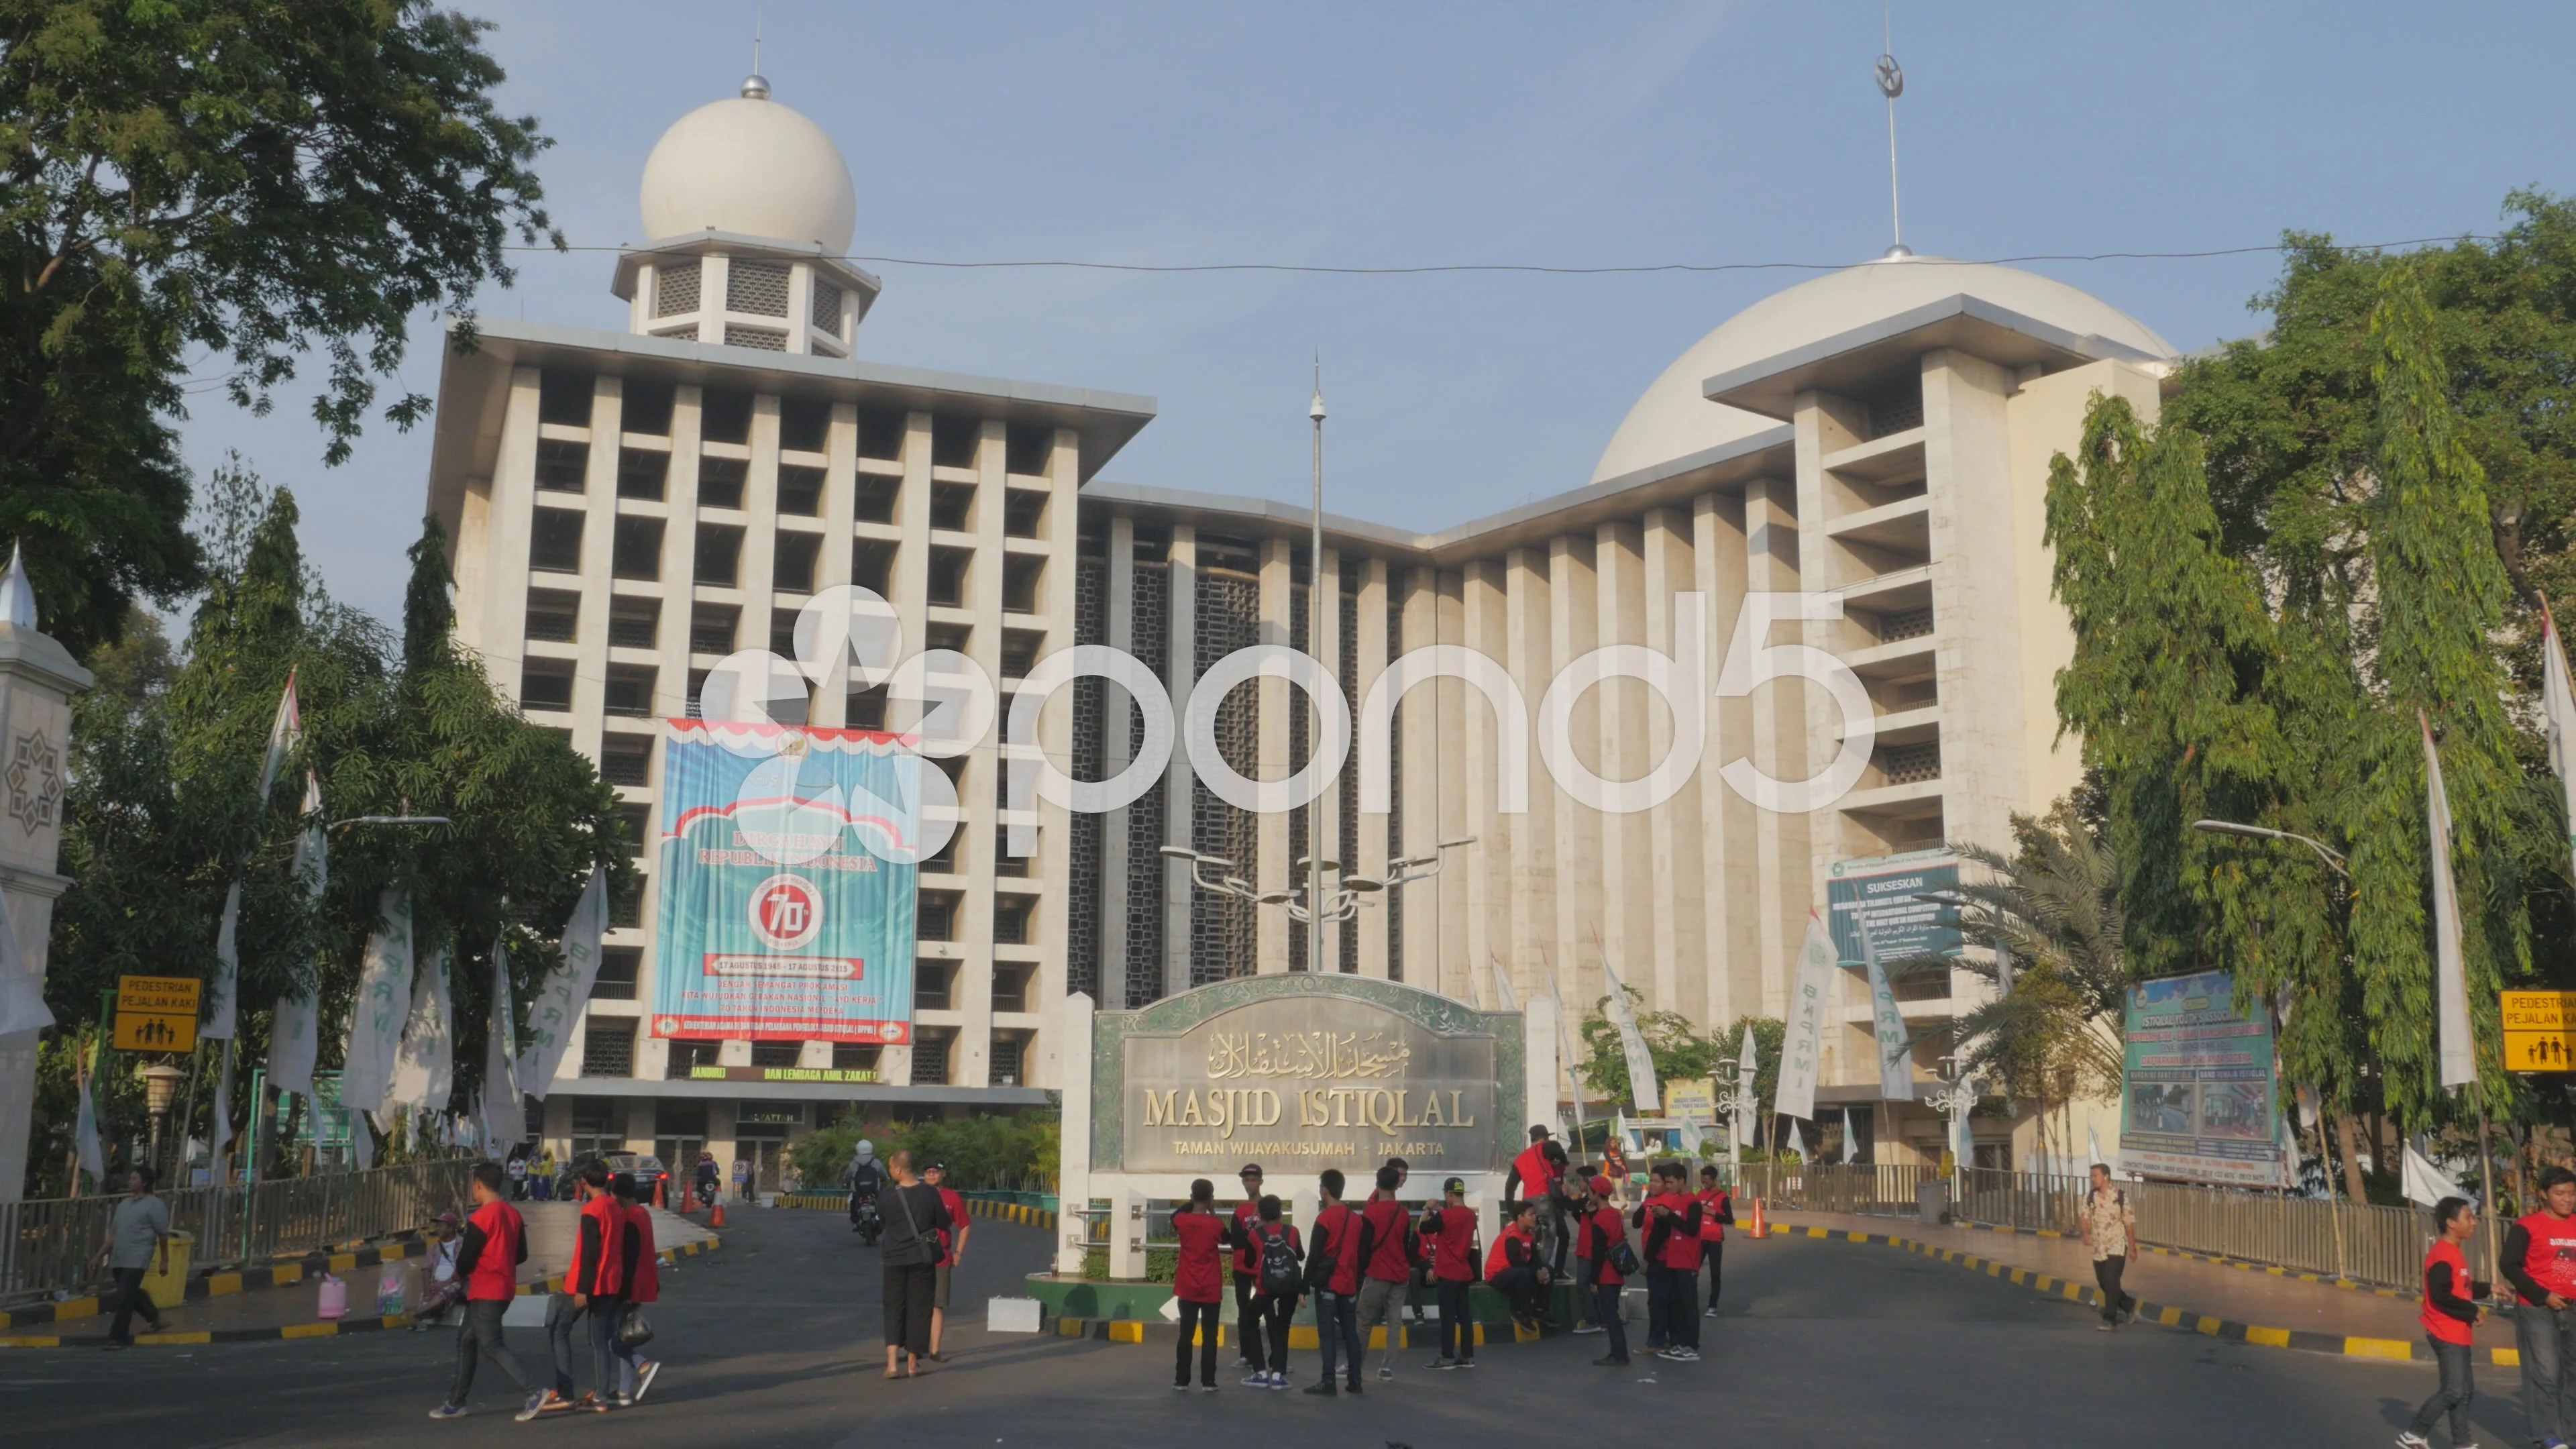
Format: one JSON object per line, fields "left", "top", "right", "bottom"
{"left": 0, "top": 614, "right": 89, "bottom": 1201}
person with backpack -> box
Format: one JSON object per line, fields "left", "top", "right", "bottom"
{"left": 1302, "top": 1169, "right": 1365, "bottom": 1397}
{"left": 1228, "top": 1164, "right": 1266, "bottom": 1371}
{"left": 1633, "top": 1162, "right": 1704, "bottom": 1360}
{"left": 2400, "top": 1195, "right": 2489, "bottom": 1449}
{"left": 436, "top": 1163, "right": 543, "bottom": 1421}
{"left": 1418, "top": 1178, "right": 1482, "bottom": 1370}
{"left": 2082, "top": 1162, "right": 2138, "bottom": 1330}
{"left": 844, "top": 1140, "right": 883, "bottom": 1232}
{"left": 1487, "top": 1199, "right": 1553, "bottom": 1332}
{"left": 1170, "top": 1180, "right": 1227, "bottom": 1392}
{"left": 1353, "top": 1164, "right": 1414, "bottom": 1382}
{"left": 1240, "top": 1195, "right": 1304, "bottom": 1389}
{"left": 1581, "top": 1178, "right": 1635, "bottom": 1367}
{"left": 1696, "top": 1163, "right": 1735, "bottom": 1316}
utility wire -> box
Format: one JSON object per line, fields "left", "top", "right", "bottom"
{"left": 502, "top": 235, "right": 2504, "bottom": 277}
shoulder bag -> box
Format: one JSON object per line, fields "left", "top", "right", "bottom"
{"left": 888, "top": 1185, "right": 947, "bottom": 1268}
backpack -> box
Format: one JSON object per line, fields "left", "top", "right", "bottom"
{"left": 1258, "top": 1226, "right": 1302, "bottom": 1297}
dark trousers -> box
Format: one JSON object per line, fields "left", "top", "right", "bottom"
{"left": 1232, "top": 1271, "right": 1260, "bottom": 1361}
{"left": 1650, "top": 1263, "right": 1699, "bottom": 1348}
{"left": 1572, "top": 1257, "right": 1596, "bottom": 1326}
{"left": 1313, "top": 1288, "right": 1360, "bottom": 1385}
{"left": 2518, "top": 1302, "right": 2576, "bottom": 1443}
{"left": 1258, "top": 1292, "right": 1298, "bottom": 1373}
{"left": 544, "top": 1292, "right": 619, "bottom": 1397}
{"left": 1644, "top": 1259, "right": 1668, "bottom": 1348}
{"left": 447, "top": 1298, "right": 532, "bottom": 1406}
{"left": 1491, "top": 1266, "right": 1546, "bottom": 1325}
{"left": 107, "top": 1267, "right": 162, "bottom": 1342}
{"left": 883, "top": 1262, "right": 936, "bottom": 1356}
{"left": 2410, "top": 1334, "right": 2476, "bottom": 1443}
{"left": 1436, "top": 1279, "right": 1474, "bottom": 1360}
{"left": 2093, "top": 1254, "right": 2135, "bottom": 1323}
{"left": 1702, "top": 1238, "right": 1725, "bottom": 1310}
{"left": 1593, "top": 1279, "right": 1630, "bottom": 1360}
{"left": 1175, "top": 1299, "right": 1220, "bottom": 1387}
{"left": 1546, "top": 1199, "right": 1572, "bottom": 1275}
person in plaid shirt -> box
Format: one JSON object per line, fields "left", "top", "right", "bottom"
{"left": 2083, "top": 1163, "right": 2139, "bottom": 1330}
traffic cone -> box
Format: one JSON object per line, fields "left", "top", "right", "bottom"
{"left": 710, "top": 1200, "right": 727, "bottom": 1229}
{"left": 654, "top": 1179, "right": 667, "bottom": 1210}
{"left": 1746, "top": 1197, "right": 1768, "bottom": 1240}
{"left": 678, "top": 1181, "right": 694, "bottom": 1212}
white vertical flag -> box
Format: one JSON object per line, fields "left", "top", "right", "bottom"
{"left": 2422, "top": 711, "right": 2477, "bottom": 1089}
{"left": 1856, "top": 909, "right": 1915, "bottom": 1103}
{"left": 209, "top": 1043, "right": 236, "bottom": 1173}
{"left": 480, "top": 938, "right": 521, "bottom": 1161}
{"left": 266, "top": 771, "right": 328, "bottom": 1099}
{"left": 207, "top": 676, "right": 301, "bottom": 1044}
{"left": 74, "top": 1055, "right": 105, "bottom": 1185}
{"left": 2544, "top": 599, "right": 2576, "bottom": 882}
{"left": 1774, "top": 911, "right": 1835, "bottom": 1122}
{"left": 1596, "top": 944, "right": 1660, "bottom": 1113}
{"left": 388, "top": 944, "right": 453, "bottom": 1118}
{"left": 1842, "top": 1108, "right": 1860, "bottom": 1163}
{"left": 1488, "top": 954, "right": 1518, "bottom": 1014}
{"left": 339, "top": 890, "right": 416, "bottom": 1116}
{"left": 1789, "top": 1120, "right": 1809, "bottom": 1162}
{"left": 516, "top": 868, "right": 608, "bottom": 1102}
{"left": 1734, "top": 1024, "right": 1758, "bottom": 1162}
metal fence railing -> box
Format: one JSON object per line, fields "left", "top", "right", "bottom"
{"left": 1955, "top": 1167, "right": 2468, "bottom": 1293}
{"left": 0, "top": 1157, "right": 476, "bottom": 1308}
{"left": 1726, "top": 1162, "right": 1939, "bottom": 1216}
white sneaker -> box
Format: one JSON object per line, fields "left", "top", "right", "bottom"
{"left": 1377, "top": 1364, "right": 1393, "bottom": 1381}
{"left": 2394, "top": 1435, "right": 2430, "bottom": 1449}
{"left": 1573, "top": 1324, "right": 1605, "bottom": 1335}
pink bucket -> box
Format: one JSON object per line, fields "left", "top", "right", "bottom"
{"left": 317, "top": 1273, "right": 347, "bottom": 1321}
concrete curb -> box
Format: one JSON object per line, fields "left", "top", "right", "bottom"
{"left": 0, "top": 1237, "right": 722, "bottom": 1350}
{"left": 1046, "top": 1317, "right": 1539, "bottom": 1349}
{"left": 775, "top": 1193, "right": 1059, "bottom": 1232}
{"left": 1770, "top": 1220, "right": 2501, "bottom": 1367}
{"left": 0, "top": 1234, "right": 436, "bottom": 1332}
{"left": 1952, "top": 1218, "right": 2420, "bottom": 1303}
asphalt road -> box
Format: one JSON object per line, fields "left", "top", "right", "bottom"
{"left": 0, "top": 1204, "right": 2524, "bottom": 1448}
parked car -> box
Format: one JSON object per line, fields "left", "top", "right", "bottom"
{"left": 607, "top": 1153, "right": 671, "bottom": 1203}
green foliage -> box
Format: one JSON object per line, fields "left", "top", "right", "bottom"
{"left": 1935, "top": 801, "right": 2128, "bottom": 1110}
{"left": 787, "top": 1112, "right": 1060, "bottom": 1193}
{"left": 1574, "top": 985, "right": 1722, "bottom": 1108}
{"left": 0, "top": 0, "right": 557, "bottom": 651}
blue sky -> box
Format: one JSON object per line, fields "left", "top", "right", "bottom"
{"left": 176, "top": 1, "right": 2576, "bottom": 627}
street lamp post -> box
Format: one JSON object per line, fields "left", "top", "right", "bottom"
{"left": 1713, "top": 1057, "right": 1756, "bottom": 1175}
{"left": 1925, "top": 1053, "right": 1980, "bottom": 1208}
{"left": 1309, "top": 366, "right": 1328, "bottom": 977}
{"left": 142, "top": 1063, "right": 186, "bottom": 1183}
{"left": 1160, "top": 837, "right": 1477, "bottom": 943}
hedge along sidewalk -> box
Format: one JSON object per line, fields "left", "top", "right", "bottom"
{"left": 0, "top": 1232, "right": 440, "bottom": 1333}
{"left": 0, "top": 1237, "right": 721, "bottom": 1349}
{"left": 1768, "top": 1214, "right": 2520, "bottom": 1368}
{"left": 775, "top": 1191, "right": 1061, "bottom": 1232}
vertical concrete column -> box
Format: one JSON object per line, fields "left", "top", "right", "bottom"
{"left": 1051, "top": 990, "right": 1095, "bottom": 1273}
{"left": 480, "top": 367, "right": 545, "bottom": 695}
{"left": 1398, "top": 571, "right": 1439, "bottom": 985}
{"left": 1501, "top": 548, "right": 1552, "bottom": 1002}
{"left": 1315, "top": 547, "right": 1344, "bottom": 974}
{"left": 1110, "top": 1187, "right": 1146, "bottom": 1281}
{"left": 1354, "top": 557, "right": 1390, "bottom": 979}
{"left": 1103, "top": 516, "right": 1136, "bottom": 1008}
{"left": 653, "top": 392, "right": 704, "bottom": 719}
{"left": 0, "top": 597, "right": 88, "bottom": 1201}
{"left": 1028, "top": 425, "right": 1083, "bottom": 1081}
{"left": 569, "top": 377, "right": 625, "bottom": 764}
{"left": 1740, "top": 478, "right": 1807, "bottom": 1018}
{"left": 1921, "top": 350, "right": 2020, "bottom": 864}
{"left": 873, "top": 409, "right": 936, "bottom": 1089}
{"left": 1256, "top": 537, "right": 1292, "bottom": 975}
{"left": 1592, "top": 522, "right": 1649, "bottom": 1006}
{"left": 1460, "top": 561, "right": 1506, "bottom": 1002}
{"left": 1693, "top": 494, "right": 1753, "bottom": 1030}
{"left": 1433, "top": 574, "right": 1470, "bottom": 1000}
{"left": 954, "top": 421, "right": 1010, "bottom": 1089}
{"left": 1790, "top": 392, "right": 1864, "bottom": 902}
{"left": 1640, "top": 509, "right": 1697, "bottom": 1018}
{"left": 803, "top": 400, "right": 861, "bottom": 728}
{"left": 1162, "top": 527, "right": 1199, "bottom": 1000}
{"left": 1545, "top": 536, "right": 1597, "bottom": 1010}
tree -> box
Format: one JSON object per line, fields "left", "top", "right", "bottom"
{"left": 1574, "top": 985, "right": 1721, "bottom": 1112}
{"left": 0, "top": 0, "right": 558, "bottom": 651}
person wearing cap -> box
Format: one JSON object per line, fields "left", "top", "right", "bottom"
{"left": 1171, "top": 1179, "right": 1227, "bottom": 1392}
{"left": 1418, "top": 1178, "right": 1481, "bottom": 1370}
{"left": 1229, "top": 1163, "right": 1265, "bottom": 1369}
{"left": 1486, "top": 1199, "right": 1553, "bottom": 1332}
{"left": 924, "top": 1162, "right": 969, "bottom": 1361}
{"left": 1580, "top": 1178, "right": 1632, "bottom": 1366}
{"left": 1302, "top": 1169, "right": 1365, "bottom": 1396}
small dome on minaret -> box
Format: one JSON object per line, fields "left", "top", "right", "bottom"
{"left": 637, "top": 78, "right": 857, "bottom": 252}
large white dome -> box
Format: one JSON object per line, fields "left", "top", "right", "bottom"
{"left": 639, "top": 86, "right": 857, "bottom": 252}
{"left": 1590, "top": 257, "right": 2176, "bottom": 484}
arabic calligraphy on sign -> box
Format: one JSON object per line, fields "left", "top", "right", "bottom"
{"left": 1204, "top": 1030, "right": 1413, "bottom": 1082}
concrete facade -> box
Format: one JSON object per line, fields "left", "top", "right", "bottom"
{"left": 427, "top": 81, "right": 2178, "bottom": 1176}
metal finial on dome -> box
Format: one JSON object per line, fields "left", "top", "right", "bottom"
{"left": 741, "top": 73, "right": 770, "bottom": 100}
{"left": 0, "top": 543, "right": 37, "bottom": 628}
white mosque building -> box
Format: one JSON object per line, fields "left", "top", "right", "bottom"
{"left": 428, "top": 74, "right": 2175, "bottom": 1183}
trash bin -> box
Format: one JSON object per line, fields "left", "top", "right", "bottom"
{"left": 1917, "top": 1181, "right": 1949, "bottom": 1227}
{"left": 140, "top": 1230, "right": 194, "bottom": 1309}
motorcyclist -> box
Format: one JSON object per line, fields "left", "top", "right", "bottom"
{"left": 845, "top": 1140, "right": 885, "bottom": 1234}
{"left": 694, "top": 1149, "right": 721, "bottom": 1207}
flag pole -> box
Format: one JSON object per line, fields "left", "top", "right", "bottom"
{"left": 2476, "top": 1085, "right": 2501, "bottom": 1287}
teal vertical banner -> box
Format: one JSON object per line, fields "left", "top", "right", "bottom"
{"left": 651, "top": 721, "right": 920, "bottom": 1044}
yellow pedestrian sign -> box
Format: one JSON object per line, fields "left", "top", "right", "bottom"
{"left": 113, "top": 975, "right": 199, "bottom": 1053}
{"left": 2504, "top": 991, "right": 2576, "bottom": 1073}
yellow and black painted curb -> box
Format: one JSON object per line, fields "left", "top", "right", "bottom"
{"left": 0, "top": 1237, "right": 721, "bottom": 1350}
{"left": 0, "top": 1235, "right": 438, "bottom": 1333}
{"left": 1769, "top": 1220, "right": 2507, "bottom": 1367}
{"left": 1052, "top": 1318, "right": 1538, "bottom": 1349}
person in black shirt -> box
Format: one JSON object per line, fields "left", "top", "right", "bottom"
{"left": 877, "top": 1150, "right": 951, "bottom": 1380}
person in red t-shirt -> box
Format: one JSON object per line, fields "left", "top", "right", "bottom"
{"left": 1695, "top": 1163, "right": 1735, "bottom": 1316}
{"left": 924, "top": 1163, "right": 971, "bottom": 1362}
{"left": 2503, "top": 1166, "right": 2576, "bottom": 1446}
{"left": 1354, "top": 1165, "right": 1413, "bottom": 1382}
{"left": 437, "top": 1163, "right": 540, "bottom": 1420}
{"left": 1170, "top": 1180, "right": 1228, "bottom": 1391}
{"left": 615, "top": 1185, "right": 661, "bottom": 1407}
{"left": 1240, "top": 1195, "right": 1303, "bottom": 1389}
{"left": 537, "top": 1159, "right": 631, "bottom": 1413}
{"left": 1228, "top": 1163, "right": 1266, "bottom": 1370}
{"left": 1629, "top": 1162, "right": 1703, "bottom": 1360}
{"left": 2404, "top": 1195, "right": 2487, "bottom": 1449}
{"left": 1417, "top": 1178, "right": 1481, "bottom": 1368}
{"left": 1486, "top": 1199, "right": 1553, "bottom": 1332}
{"left": 1580, "top": 1179, "right": 1631, "bottom": 1366}
{"left": 1302, "top": 1169, "right": 1364, "bottom": 1395}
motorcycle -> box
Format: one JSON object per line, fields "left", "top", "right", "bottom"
{"left": 849, "top": 1189, "right": 882, "bottom": 1244}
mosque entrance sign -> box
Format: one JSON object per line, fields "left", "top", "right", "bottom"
{"left": 1091, "top": 975, "right": 1523, "bottom": 1179}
